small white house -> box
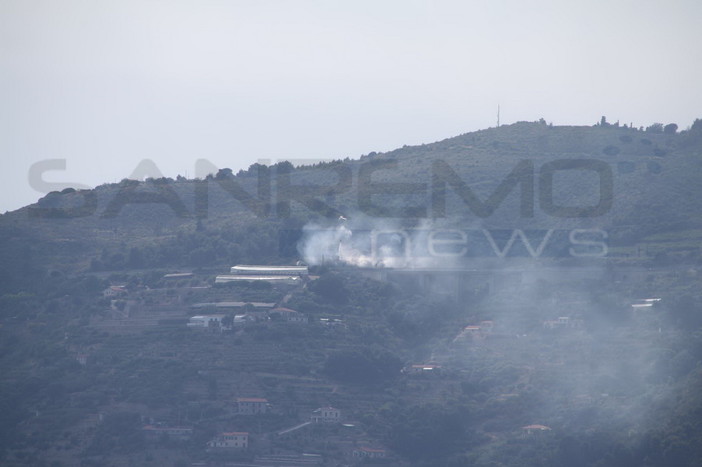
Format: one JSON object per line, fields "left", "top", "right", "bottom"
{"left": 310, "top": 406, "right": 341, "bottom": 423}
{"left": 352, "top": 447, "right": 386, "bottom": 459}
{"left": 187, "top": 314, "right": 228, "bottom": 330}
{"left": 320, "top": 318, "right": 345, "bottom": 328}
{"left": 207, "top": 432, "right": 248, "bottom": 449}
{"left": 237, "top": 397, "right": 269, "bottom": 415}
{"left": 270, "top": 307, "right": 307, "bottom": 323}
{"left": 102, "top": 286, "right": 126, "bottom": 298}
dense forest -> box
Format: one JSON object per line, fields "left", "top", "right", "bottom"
{"left": 2, "top": 120, "right": 702, "bottom": 466}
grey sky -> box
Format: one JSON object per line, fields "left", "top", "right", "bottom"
{"left": 1, "top": 0, "right": 701, "bottom": 213}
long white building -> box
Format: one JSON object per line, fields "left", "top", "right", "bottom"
{"left": 216, "top": 264, "right": 308, "bottom": 286}
{"left": 215, "top": 275, "right": 302, "bottom": 286}
{"left": 229, "top": 265, "right": 308, "bottom": 276}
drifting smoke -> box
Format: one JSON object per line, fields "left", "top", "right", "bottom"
{"left": 296, "top": 216, "right": 446, "bottom": 268}
{"left": 295, "top": 215, "right": 688, "bottom": 462}
{"left": 296, "top": 220, "right": 365, "bottom": 267}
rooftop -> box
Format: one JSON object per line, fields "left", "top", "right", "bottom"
{"left": 522, "top": 424, "right": 551, "bottom": 431}
{"left": 271, "top": 307, "right": 298, "bottom": 313}
{"left": 230, "top": 265, "right": 308, "bottom": 275}
{"left": 232, "top": 264, "right": 307, "bottom": 269}
{"left": 192, "top": 301, "right": 275, "bottom": 308}
{"left": 215, "top": 275, "right": 301, "bottom": 282}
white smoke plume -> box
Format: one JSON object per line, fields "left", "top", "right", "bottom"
{"left": 297, "top": 216, "right": 449, "bottom": 269}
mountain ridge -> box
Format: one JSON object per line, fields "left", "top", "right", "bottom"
{"left": 1, "top": 120, "right": 701, "bottom": 287}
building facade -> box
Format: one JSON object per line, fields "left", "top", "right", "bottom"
{"left": 310, "top": 406, "right": 341, "bottom": 423}
{"left": 237, "top": 397, "right": 269, "bottom": 415}
{"left": 207, "top": 432, "right": 248, "bottom": 449}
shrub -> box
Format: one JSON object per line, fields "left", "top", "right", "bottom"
{"left": 602, "top": 145, "right": 620, "bottom": 156}
{"left": 664, "top": 123, "right": 678, "bottom": 134}
{"left": 647, "top": 162, "right": 663, "bottom": 174}
{"left": 646, "top": 123, "right": 664, "bottom": 133}
{"left": 653, "top": 147, "right": 667, "bottom": 157}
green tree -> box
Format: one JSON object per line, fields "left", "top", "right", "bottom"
{"left": 646, "top": 123, "right": 664, "bottom": 133}
{"left": 664, "top": 123, "right": 678, "bottom": 134}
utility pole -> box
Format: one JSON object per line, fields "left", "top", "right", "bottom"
{"left": 497, "top": 105, "right": 500, "bottom": 128}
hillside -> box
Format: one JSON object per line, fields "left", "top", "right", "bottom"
{"left": 3, "top": 120, "right": 702, "bottom": 279}
{"left": 2, "top": 120, "right": 702, "bottom": 466}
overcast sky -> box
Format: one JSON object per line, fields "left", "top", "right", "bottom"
{"left": 1, "top": 0, "right": 701, "bottom": 213}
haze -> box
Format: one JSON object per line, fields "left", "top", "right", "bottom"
{"left": 1, "top": 0, "right": 701, "bottom": 213}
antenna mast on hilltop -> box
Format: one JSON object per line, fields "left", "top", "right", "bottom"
{"left": 497, "top": 105, "right": 500, "bottom": 128}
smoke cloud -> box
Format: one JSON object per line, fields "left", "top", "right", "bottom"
{"left": 296, "top": 216, "right": 452, "bottom": 269}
